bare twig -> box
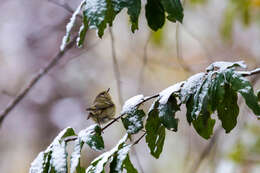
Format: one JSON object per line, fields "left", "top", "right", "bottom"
{"left": 176, "top": 23, "right": 191, "bottom": 72}
{"left": 138, "top": 32, "right": 151, "bottom": 92}
{"left": 132, "top": 132, "right": 146, "bottom": 145}
{"left": 0, "top": 36, "right": 78, "bottom": 127}
{"left": 188, "top": 127, "right": 222, "bottom": 173}
{"left": 101, "top": 94, "right": 159, "bottom": 132}
{"left": 109, "top": 27, "right": 124, "bottom": 106}
{"left": 239, "top": 68, "right": 260, "bottom": 77}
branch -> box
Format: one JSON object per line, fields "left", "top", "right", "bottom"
{"left": 109, "top": 27, "right": 124, "bottom": 106}
{"left": 101, "top": 94, "right": 159, "bottom": 132}
{"left": 0, "top": 36, "right": 77, "bottom": 127}
{"left": 239, "top": 68, "right": 260, "bottom": 77}
{"left": 137, "top": 32, "right": 151, "bottom": 92}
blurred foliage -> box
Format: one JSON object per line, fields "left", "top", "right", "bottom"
{"left": 221, "top": 0, "right": 260, "bottom": 40}
{"left": 229, "top": 124, "right": 260, "bottom": 164}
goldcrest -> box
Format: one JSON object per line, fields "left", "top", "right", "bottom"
{"left": 86, "top": 88, "right": 116, "bottom": 124}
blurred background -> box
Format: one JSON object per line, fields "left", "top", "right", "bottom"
{"left": 1, "top": 0, "right": 260, "bottom": 172}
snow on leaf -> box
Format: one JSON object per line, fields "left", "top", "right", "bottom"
{"left": 145, "top": 100, "right": 166, "bottom": 158}
{"left": 159, "top": 82, "right": 184, "bottom": 104}
{"left": 122, "top": 109, "right": 145, "bottom": 134}
{"left": 158, "top": 96, "right": 180, "bottom": 131}
{"left": 121, "top": 95, "right": 144, "bottom": 114}
{"left": 110, "top": 144, "right": 132, "bottom": 172}
{"left": 180, "top": 72, "right": 205, "bottom": 103}
{"left": 206, "top": 61, "right": 247, "bottom": 72}
{"left": 79, "top": 124, "right": 104, "bottom": 151}
{"left": 29, "top": 152, "right": 45, "bottom": 173}
{"left": 51, "top": 141, "right": 67, "bottom": 173}
{"left": 60, "top": 1, "right": 85, "bottom": 51}
{"left": 29, "top": 127, "right": 76, "bottom": 173}
{"left": 86, "top": 134, "right": 129, "bottom": 173}
{"left": 70, "top": 139, "right": 84, "bottom": 173}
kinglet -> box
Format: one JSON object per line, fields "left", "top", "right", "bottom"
{"left": 86, "top": 88, "right": 116, "bottom": 124}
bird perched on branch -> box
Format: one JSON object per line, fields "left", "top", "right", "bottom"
{"left": 86, "top": 88, "right": 116, "bottom": 125}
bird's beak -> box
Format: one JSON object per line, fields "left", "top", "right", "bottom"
{"left": 106, "top": 88, "right": 110, "bottom": 93}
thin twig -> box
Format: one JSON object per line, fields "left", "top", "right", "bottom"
{"left": 133, "top": 132, "right": 146, "bottom": 145}
{"left": 138, "top": 32, "right": 151, "bottom": 92}
{"left": 176, "top": 23, "right": 191, "bottom": 72}
{"left": 188, "top": 127, "right": 222, "bottom": 173}
{"left": 239, "top": 68, "right": 260, "bottom": 77}
{"left": 109, "top": 27, "right": 124, "bottom": 106}
{"left": 64, "top": 136, "right": 78, "bottom": 142}
{"left": 0, "top": 36, "right": 78, "bottom": 127}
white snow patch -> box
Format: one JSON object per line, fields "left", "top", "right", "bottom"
{"left": 29, "top": 152, "right": 44, "bottom": 173}
{"left": 79, "top": 124, "right": 101, "bottom": 151}
{"left": 51, "top": 141, "right": 67, "bottom": 173}
{"left": 159, "top": 82, "right": 184, "bottom": 104}
{"left": 122, "top": 95, "right": 144, "bottom": 114}
{"left": 86, "top": 134, "right": 128, "bottom": 173}
{"left": 60, "top": 1, "right": 85, "bottom": 51}
{"left": 70, "top": 139, "right": 82, "bottom": 173}
{"left": 206, "top": 61, "right": 247, "bottom": 72}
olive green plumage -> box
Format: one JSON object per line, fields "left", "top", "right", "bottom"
{"left": 86, "top": 88, "right": 116, "bottom": 124}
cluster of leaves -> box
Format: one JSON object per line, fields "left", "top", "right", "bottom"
{"left": 30, "top": 61, "right": 260, "bottom": 173}
{"left": 60, "top": 0, "right": 184, "bottom": 51}
{"left": 120, "top": 61, "right": 260, "bottom": 159}
{"left": 29, "top": 125, "right": 137, "bottom": 173}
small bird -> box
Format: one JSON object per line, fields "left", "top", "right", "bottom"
{"left": 86, "top": 88, "right": 116, "bottom": 125}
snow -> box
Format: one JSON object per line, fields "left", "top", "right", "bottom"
{"left": 29, "top": 152, "right": 44, "bottom": 173}
{"left": 51, "top": 141, "right": 67, "bottom": 173}
{"left": 206, "top": 61, "right": 247, "bottom": 72}
{"left": 79, "top": 124, "right": 102, "bottom": 151}
{"left": 159, "top": 82, "right": 184, "bottom": 104}
{"left": 70, "top": 139, "right": 82, "bottom": 173}
{"left": 60, "top": 1, "right": 85, "bottom": 51}
{"left": 181, "top": 72, "right": 205, "bottom": 102}
{"left": 114, "top": 145, "right": 131, "bottom": 171}
{"left": 86, "top": 134, "right": 129, "bottom": 173}
{"left": 126, "top": 115, "right": 142, "bottom": 134}
{"left": 121, "top": 95, "right": 144, "bottom": 114}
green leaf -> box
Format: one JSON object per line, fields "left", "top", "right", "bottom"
{"left": 145, "top": 101, "right": 166, "bottom": 159}
{"left": 80, "top": 124, "right": 104, "bottom": 151}
{"left": 145, "top": 0, "right": 165, "bottom": 31}
{"left": 84, "top": 0, "right": 111, "bottom": 37}
{"left": 122, "top": 109, "right": 145, "bottom": 134}
{"left": 226, "top": 70, "right": 260, "bottom": 115}
{"left": 122, "top": 95, "right": 144, "bottom": 114}
{"left": 217, "top": 84, "right": 239, "bottom": 133}
{"left": 257, "top": 90, "right": 260, "bottom": 102}
{"left": 158, "top": 96, "right": 180, "bottom": 131}
{"left": 70, "top": 139, "right": 84, "bottom": 173}
{"left": 111, "top": 0, "right": 141, "bottom": 32}
{"left": 77, "top": 13, "right": 89, "bottom": 48}
{"left": 29, "top": 152, "right": 51, "bottom": 173}
{"left": 206, "top": 61, "right": 246, "bottom": 72}
{"left": 110, "top": 144, "right": 137, "bottom": 173}
{"left": 86, "top": 134, "right": 129, "bottom": 173}
{"left": 191, "top": 73, "right": 213, "bottom": 120}
{"left": 51, "top": 141, "right": 68, "bottom": 173}
{"left": 29, "top": 127, "right": 76, "bottom": 173}
{"left": 160, "top": 0, "right": 184, "bottom": 23}
{"left": 192, "top": 111, "right": 215, "bottom": 139}
{"left": 122, "top": 155, "right": 138, "bottom": 173}
{"left": 60, "top": 1, "right": 85, "bottom": 51}
{"left": 180, "top": 72, "right": 205, "bottom": 103}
